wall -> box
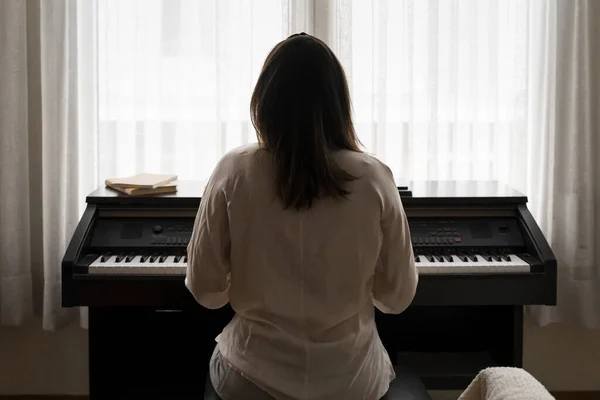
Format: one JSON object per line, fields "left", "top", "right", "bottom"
{"left": 0, "top": 313, "right": 599, "bottom": 396}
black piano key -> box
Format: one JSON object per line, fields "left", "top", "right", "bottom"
{"left": 443, "top": 255, "right": 453, "bottom": 262}
{"left": 480, "top": 250, "right": 493, "bottom": 262}
{"left": 100, "top": 253, "right": 111, "bottom": 262}
{"left": 434, "top": 255, "right": 444, "bottom": 262}
{"left": 501, "top": 254, "right": 511, "bottom": 261}
{"left": 467, "top": 253, "right": 477, "bottom": 262}
{"left": 149, "top": 255, "right": 157, "bottom": 263}
{"left": 159, "top": 255, "right": 167, "bottom": 263}
{"left": 174, "top": 255, "right": 181, "bottom": 263}
{"left": 115, "top": 254, "right": 125, "bottom": 263}
{"left": 183, "top": 255, "right": 188, "bottom": 263}
{"left": 140, "top": 254, "right": 148, "bottom": 262}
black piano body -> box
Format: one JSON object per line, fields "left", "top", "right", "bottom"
{"left": 62, "top": 180, "right": 556, "bottom": 399}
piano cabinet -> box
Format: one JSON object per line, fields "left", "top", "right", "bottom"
{"left": 63, "top": 181, "right": 556, "bottom": 399}
{"left": 86, "top": 303, "right": 524, "bottom": 398}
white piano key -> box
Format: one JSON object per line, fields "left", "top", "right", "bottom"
{"left": 415, "top": 254, "right": 530, "bottom": 275}
{"left": 88, "top": 255, "right": 188, "bottom": 275}
{"left": 89, "top": 252, "right": 530, "bottom": 276}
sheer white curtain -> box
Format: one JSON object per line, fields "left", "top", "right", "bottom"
{"left": 0, "top": 0, "right": 92, "bottom": 329}
{"left": 93, "top": 0, "right": 600, "bottom": 328}
{"left": 1, "top": 0, "right": 598, "bottom": 330}
{"left": 96, "top": 0, "right": 312, "bottom": 185}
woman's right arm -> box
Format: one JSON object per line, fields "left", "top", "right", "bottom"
{"left": 372, "top": 166, "right": 418, "bottom": 314}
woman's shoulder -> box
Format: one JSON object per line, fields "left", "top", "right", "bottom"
{"left": 214, "top": 143, "right": 263, "bottom": 172}
{"left": 337, "top": 150, "right": 395, "bottom": 183}
{"left": 220, "top": 143, "right": 261, "bottom": 161}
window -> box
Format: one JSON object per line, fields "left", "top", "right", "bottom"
{"left": 97, "top": 0, "right": 537, "bottom": 188}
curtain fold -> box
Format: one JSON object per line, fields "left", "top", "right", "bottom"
{"left": 0, "top": 0, "right": 598, "bottom": 330}
{"left": 0, "top": 0, "right": 33, "bottom": 326}
{"left": 39, "top": 0, "right": 83, "bottom": 330}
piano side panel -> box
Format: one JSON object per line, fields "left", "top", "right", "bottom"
{"left": 61, "top": 204, "right": 97, "bottom": 307}
{"left": 517, "top": 204, "right": 557, "bottom": 305}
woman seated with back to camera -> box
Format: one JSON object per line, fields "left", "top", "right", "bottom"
{"left": 186, "top": 32, "right": 418, "bottom": 400}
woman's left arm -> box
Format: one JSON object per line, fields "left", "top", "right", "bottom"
{"left": 185, "top": 168, "right": 231, "bottom": 309}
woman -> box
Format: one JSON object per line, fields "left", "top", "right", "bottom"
{"left": 186, "top": 33, "right": 418, "bottom": 400}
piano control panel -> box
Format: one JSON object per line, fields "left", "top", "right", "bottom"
{"left": 90, "top": 218, "right": 193, "bottom": 248}
{"left": 78, "top": 216, "right": 536, "bottom": 277}
{"left": 409, "top": 218, "right": 524, "bottom": 248}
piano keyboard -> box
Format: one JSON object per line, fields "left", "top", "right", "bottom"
{"left": 415, "top": 254, "right": 530, "bottom": 274}
{"left": 89, "top": 255, "right": 187, "bottom": 275}
{"left": 88, "top": 253, "right": 530, "bottom": 275}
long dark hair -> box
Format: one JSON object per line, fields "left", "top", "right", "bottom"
{"left": 250, "top": 33, "right": 362, "bottom": 210}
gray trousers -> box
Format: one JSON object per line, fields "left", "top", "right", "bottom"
{"left": 209, "top": 346, "right": 390, "bottom": 400}
{"left": 210, "top": 346, "right": 275, "bottom": 400}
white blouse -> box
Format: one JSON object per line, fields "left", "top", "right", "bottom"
{"left": 186, "top": 143, "right": 418, "bottom": 400}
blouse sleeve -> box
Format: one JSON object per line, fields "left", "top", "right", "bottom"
{"left": 372, "top": 165, "right": 418, "bottom": 314}
{"left": 185, "top": 162, "right": 231, "bottom": 309}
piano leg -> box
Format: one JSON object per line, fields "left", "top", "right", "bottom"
{"left": 88, "top": 306, "right": 232, "bottom": 399}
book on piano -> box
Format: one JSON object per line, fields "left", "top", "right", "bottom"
{"left": 106, "top": 183, "right": 178, "bottom": 196}
{"left": 105, "top": 173, "right": 178, "bottom": 196}
{"left": 106, "top": 173, "right": 177, "bottom": 189}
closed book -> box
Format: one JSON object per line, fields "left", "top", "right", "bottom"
{"left": 105, "top": 173, "right": 177, "bottom": 189}
{"left": 107, "top": 183, "right": 178, "bottom": 196}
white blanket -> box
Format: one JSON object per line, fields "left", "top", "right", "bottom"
{"left": 458, "top": 367, "right": 555, "bottom": 400}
